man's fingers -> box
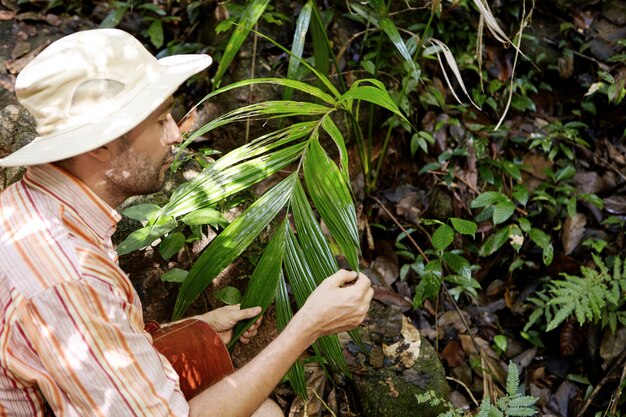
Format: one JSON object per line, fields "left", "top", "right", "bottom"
{"left": 327, "top": 269, "right": 360, "bottom": 287}
{"left": 229, "top": 305, "right": 262, "bottom": 320}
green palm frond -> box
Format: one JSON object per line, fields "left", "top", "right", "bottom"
{"left": 212, "top": 0, "right": 270, "bottom": 89}
{"left": 173, "top": 173, "right": 297, "bottom": 319}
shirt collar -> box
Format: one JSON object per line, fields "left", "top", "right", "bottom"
{"left": 23, "top": 164, "right": 122, "bottom": 241}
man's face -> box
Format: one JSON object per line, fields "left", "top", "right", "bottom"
{"left": 105, "top": 97, "right": 181, "bottom": 197}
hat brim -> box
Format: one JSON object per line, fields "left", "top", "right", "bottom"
{"left": 0, "top": 54, "right": 212, "bottom": 167}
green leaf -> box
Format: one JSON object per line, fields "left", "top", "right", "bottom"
{"left": 310, "top": 4, "right": 332, "bottom": 91}
{"left": 161, "top": 268, "right": 188, "bottom": 283}
{"left": 275, "top": 272, "right": 307, "bottom": 398}
{"left": 215, "top": 286, "right": 243, "bottom": 305}
{"left": 283, "top": 227, "right": 350, "bottom": 374}
{"left": 501, "top": 161, "right": 522, "bottom": 180}
{"left": 283, "top": 1, "right": 313, "bottom": 101}
{"left": 492, "top": 201, "right": 516, "bottom": 225}
{"left": 138, "top": 3, "right": 166, "bottom": 15}
{"left": 163, "top": 137, "right": 308, "bottom": 219}
{"left": 494, "top": 335, "right": 508, "bottom": 354}
{"left": 122, "top": 203, "right": 161, "bottom": 221}
{"left": 442, "top": 252, "right": 471, "bottom": 279}
{"left": 195, "top": 79, "right": 335, "bottom": 114}
{"left": 303, "top": 135, "right": 360, "bottom": 270}
{"left": 147, "top": 20, "right": 164, "bottom": 49}
{"left": 230, "top": 219, "right": 288, "bottom": 346}
{"left": 172, "top": 174, "right": 297, "bottom": 319}
{"left": 512, "top": 185, "right": 529, "bottom": 206}
{"left": 159, "top": 232, "right": 185, "bottom": 260}
{"left": 181, "top": 207, "right": 229, "bottom": 227}
{"left": 116, "top": 217, "right": 177, "bottom": 256}
{"left": 553, "top": 164, "right": 576, "bottom": 182}
{"left": 377, "top": 16, "right": 419, "bottom": 74}
{"left": 450, "top": 217, "right": 477, "bottom": 237}
{"left": 421, "top": 259, "right": 443, "bottom": 301}
{"left": 471, "top": 191, "right": 507, "bottom": 208}
{"left": 212, "top": 0, "right": 271, "bottom": 88}
{"left": 530, "top": 227, "right": 554, "bottom": 265}
{"left": 509, "top": 225, "right": 524, "bottom": 252}
{"left": 290, "top": 179, "right": 365, "bottom": 349}
{"left": 479, "top": 226, "right": 511, "bottom": 257}
{"left": 518, "top": 217, "right": 531, "bottom": 233}
{"left": 432, "top": 224, "right": 454, "bottom": 251}
{"left": 340, "top": 83, "right": 408, "bottom": 123}
{"left": 529, "top": 228, "right": 550, "bottom": 249}
{"left": 362, "top": 60, "right": 375, "bottom": 75}
{"left": 99, "top": 5, "right": 127, "bottom": 28}
{"left": 321, "top": 115, "right": 350, "bottom": 183}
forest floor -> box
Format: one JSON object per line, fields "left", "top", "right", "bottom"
{"left": 1, "top": 1, "right": 626, "bottom": 416}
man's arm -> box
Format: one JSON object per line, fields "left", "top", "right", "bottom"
{"left": 188, "top": 269, "right": 373, "bottom": 417}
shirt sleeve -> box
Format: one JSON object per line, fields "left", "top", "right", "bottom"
{"left": 17, "top": 278, "right": 189, "bottom": 417}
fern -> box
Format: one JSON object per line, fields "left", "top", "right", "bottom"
{"left": 527, "top": 254, "right": 626, "bottom": 333}
{"left": 416, "top": 362, "right": 537, "bottom": 417}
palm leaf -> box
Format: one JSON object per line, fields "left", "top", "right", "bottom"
{"left": 378, "top": 16, "right": 419, "bottom": 74}
{"left": 163, "top": 141, "right": 307, "bottom": 220}
{"left": 303, "top": 135, "right": 360, "bottom": 270}
{"left": 187, "top": 77, "right": 336, "bottom": 122}
{"left": 212, "top": 0, "right": 270, "bottom": 88}
{"left": 291, "top": 179, "right": 364, "bottom": 348}
{"left": 283, "top": 227, "right": 349, "bottom": 374}
{"left": 275, "top": 270, "right": 308, "bottom": 399}
{"left": 340, "top": 84, "right": 407, "bottom": 122}
{"left": 246, "top": 27, "right": 342, "bottom": 99}
{"left": 284, "top": 1, "right": 313, "bottom": 101}
{"left": 163, "top": 121, "right": 317, "bottom": 219}
{"left": 291, "top": 178, "right": 338, "bottom": 280}
{"left": 172, "top": 173, "right": 297, "bottom": 319}
{"left": 229, "top": 218, "right": 288, "bottom": 347}
{"left": 320, "top": 114, "right": 349, "bottom": 182}
{"left": 185, "top": 100, "right": 332, "bottom": 145}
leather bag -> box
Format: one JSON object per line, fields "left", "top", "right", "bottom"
{"left": 147, "top": 318, "right": 235, "bottom": 400}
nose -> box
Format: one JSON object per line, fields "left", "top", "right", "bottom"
{"left": 166, "top": 113, "right": 183, "bottom": 145}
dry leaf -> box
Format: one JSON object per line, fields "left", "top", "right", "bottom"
{"left": 382, "top": 316, "right": 422, "bottom": 368}
{"left": 562, "top": 213, "right": 587, "bottom": 255}
{"left": 441, "top": 340, "right": 466, "bottom": 367}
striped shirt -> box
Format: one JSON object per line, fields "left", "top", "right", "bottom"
{"left": 0, "top": 164, "right": 188, "bottom": 416}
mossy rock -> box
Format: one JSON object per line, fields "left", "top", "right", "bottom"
{"left": 346, "top": 303, "right": 449, "bottom": 417}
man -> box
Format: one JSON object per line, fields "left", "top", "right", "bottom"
{"left": 0, "top": 29, "right": 373, "bottom": 417}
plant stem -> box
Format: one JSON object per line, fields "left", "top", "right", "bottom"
{"left": 369, "top": 122, "right": 393, "bottom": 193}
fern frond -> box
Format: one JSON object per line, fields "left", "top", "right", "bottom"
{"left": 508, "top": 406, "right": 538, "bottom": 416}
{"left": 506, "top": 361, "right": 520, "bottom": 396}
{"left": 509, "top": 396, "right": 538, "bottom": 408}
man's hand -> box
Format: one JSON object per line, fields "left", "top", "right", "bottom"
{"left": 199, "top": 305, "right": 263, "bottom": 345}
{"left": 295, "top": 269, "right": 374, "bottom": 340}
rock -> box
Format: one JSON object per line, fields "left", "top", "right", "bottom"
{"left": 0, "top": 103, "right": 35, "bottom": 188}
{"left": 345, "top": 302, "right": 449, "bottom": 417}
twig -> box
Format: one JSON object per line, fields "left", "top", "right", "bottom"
{"left": 609, "top": 358, "right": 626, "bottom": 415}
{"left": 576, "top": 349, "right": 626, "bottom": 417}
{"left": 370, "top": 195, "right": 429, "bottom": 262}
{"left": 310, "top": 387, "right": 337, "bottom": 417}
{"left": 446, "top": 376, "right": 480, "bottom": 407}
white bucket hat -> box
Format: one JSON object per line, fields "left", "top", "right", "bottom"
{"left": 0, "top": 28, "right": 212, "bottom": 167}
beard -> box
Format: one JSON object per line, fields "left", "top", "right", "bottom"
{"left": 106, "top": 148, "right": 172, "bottom": 201}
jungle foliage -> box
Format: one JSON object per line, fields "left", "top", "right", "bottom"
{"left": 13, "top": 0, "right": 626, "bottom": 414}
